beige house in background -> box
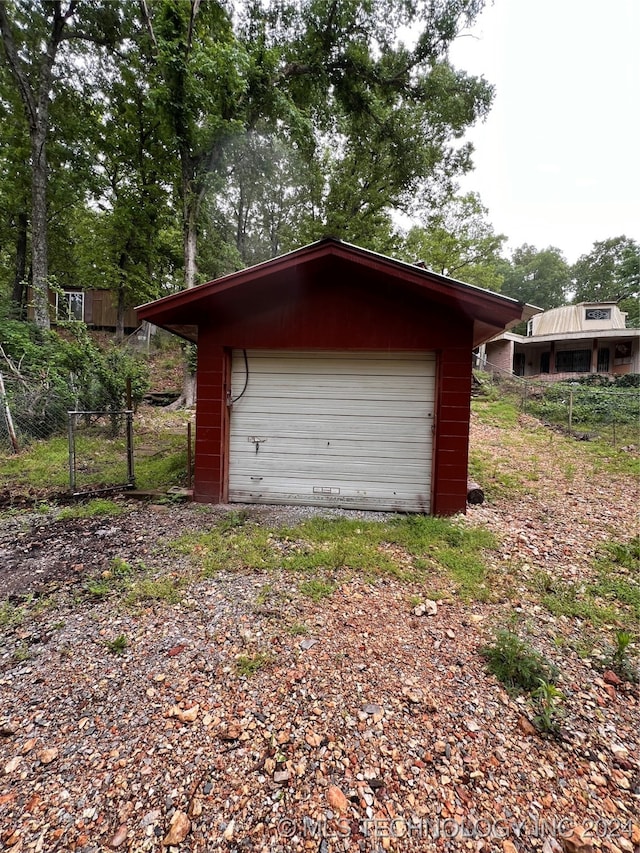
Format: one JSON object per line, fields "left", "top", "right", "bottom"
{"left": 480, "top": 302, "right": 640, "bottom": 380}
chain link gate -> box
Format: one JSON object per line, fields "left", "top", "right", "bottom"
{"left": 68, "top": 410, "right": 135, "bottom": 496}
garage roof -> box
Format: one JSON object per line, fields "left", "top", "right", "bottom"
{"left": 137, "top": 238, "right": 539, "bottom": 348}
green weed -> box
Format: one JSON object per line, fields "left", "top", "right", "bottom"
{"left": 471, "top": 399, "right": 520, "bottom": 428}
{"left": 286, "top": 622, "right": 310, "bottom": 636}
{"left": 13, "top": 642, "right": 31, "bottom": 662}
{"left": 0, "top": 601, "right": 26, "bottom": 629}
{"left": 173, "top": 514, "right": 497, "bottom": 601}
{"left": 532, "top": 680, "right": 565, "bottom": 735}
{"left": 106, "top": 634, "right": 128, "bottom": 655}
{"left": 604, "top": 629, "right": 639, "bottom": 683}
{"left": 298, "top": 578, "right": 336, "bottom": 601}
{"left": 235, "top": 652, "right": 271, "bottom": 677}
{"left": 218, "top": 509, "right": 249, "bottom": 532}
{"left": 125, "top": 576, "right": 184, "bottom": 606}
{"left": 481, "top": 630, "right": 559, "bottom": 694}
{"left": 59, "top": 498, "right": 125, "bottom": 519}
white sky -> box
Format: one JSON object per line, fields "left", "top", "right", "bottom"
{"left": 448, "top": 0, "right": 640, "bottom": 264}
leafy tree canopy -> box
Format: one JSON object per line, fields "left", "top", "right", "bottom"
{"left": 400, "top": 191, "right": 507, "bottom": 290}
{"left": 572, "top": 237, "right": 639, "bottom": 327}
{"left": 501, "top": 244, "right": 570, "bottom": 310}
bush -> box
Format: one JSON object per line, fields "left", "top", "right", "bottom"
{"left": 0, "top": 319, "right": 149, "bottom": 443}
{"left": 614, "top": 373, "right": 640, "bottom": 388}
{"left": 481, "top": 630, "right": 559, "bottom": 694}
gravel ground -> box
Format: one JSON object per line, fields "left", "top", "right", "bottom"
{"left": 1, "top": 414, "right": 639, "bottom": 853}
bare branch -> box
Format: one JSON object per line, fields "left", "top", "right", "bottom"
{"left": 0, "top": 3, "right": 37, "bottom": 130}
{"left": 138, "top": 0, "right": 158, "bottom": 57}
{"left": 186, "top": 0, "right": 202, "bottom": 56}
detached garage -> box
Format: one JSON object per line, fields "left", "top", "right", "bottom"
{"left": 138, "top": 239, "right": 535, "bottom": 515}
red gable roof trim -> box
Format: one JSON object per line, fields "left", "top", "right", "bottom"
{"left": 137, "top": 237, "right": 539, "bottom": 344}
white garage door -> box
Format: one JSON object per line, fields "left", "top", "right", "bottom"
{"left": 228, "top": 350, "right": 435, "bottom": 512}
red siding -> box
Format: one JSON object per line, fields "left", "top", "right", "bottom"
{"left": 193, "top": 276, "right": 474, "bottom": 514}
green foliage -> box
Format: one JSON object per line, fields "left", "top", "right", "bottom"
{"left": 0, "top": 320, "right": 149, "bottom": 444}
{"left": 572, "top": 236, "right": 639, "bottom": 312}
{"left": 286, "top": 622, "right": 310, "bottom": 636}
{"left": 235, "top": 652, "right": 271, "bottom": 677}
{"left": 471, "top": 398, "right": 520, "bottom": 427}
{"left": 58, "top": 499, "right": 125, "bottom": 520}
{"left": 0, "top": 600, "right": 26, "bottom": 629}
{"left": 606, "top": 630, "right": 638, "bottom": 683}
{"left": 481, "top": 630, "right": 559, "bottom": 694}
{"left": 501, "top": 244, "right": 570, "bottom": 309}
{"left": 532, "top": 679, "right": 565, "bottom": 734}
{"left": 174, "top": 513, "right": 496, "bottom": 600}
{"left": 538, "top": 539, "right": 639, "bottom": 630}
{"left": 401, "top": 192, "right": 507, "bottom": 291}
{"left": 298, "top": 577, "right": 336, "bottom": 601}
{"left": 125, "top": 576, "right": 184, "bottom": 606}
{"left": 105, "top": 634, "right": 128, "bottom": 656}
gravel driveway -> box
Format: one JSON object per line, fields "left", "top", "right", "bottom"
{"left": 1, "top": 414, "right": 639, "bottom": 852}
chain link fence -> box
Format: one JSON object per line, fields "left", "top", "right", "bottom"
{"left": 1, "top": 371, "right": 136, "bottom": 493}
{"left": 474, "top": 363, "right": 640, "bottom": 448}
{"left": 0, "top": 370, "right": 77, "bottom": 451}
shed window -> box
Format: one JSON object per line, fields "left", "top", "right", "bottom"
{"left": 555, "top": 349, "right": 591, "bottom": 373}
{"left": 57, "top": 291, "right": 84, "bottom": 322}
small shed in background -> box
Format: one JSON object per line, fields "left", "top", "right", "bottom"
{"left": 138, "top": 239, "right": 535, "bottom": 515}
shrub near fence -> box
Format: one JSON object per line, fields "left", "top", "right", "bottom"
{"left": 475, "top": 367, "right": 640, "bottom": 448}
{"left": 0, "top": 370, "right": 77, "bottom": 450}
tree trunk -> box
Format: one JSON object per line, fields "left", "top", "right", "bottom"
{"left": 0, "top": 1, "right": 76, "bottom": 331}
{"left": 30, "top": 127, "right": 50, "bottom": 329}
{"left": 116, "top": 285, "right": 125, "bottom": 342}
{"left": 183, "top": 188, "right": 198, "bottom": 290}
{"left": 170, "top": 172, "right": 200, "bottom": 409}
{"left": 11, "top": 212, "right": 28, "bottom": 319}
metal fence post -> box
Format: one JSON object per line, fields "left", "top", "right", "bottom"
{"left": 568, "top": 389, "right": 573, "bottom": 435}
{"left": 126, "top": 410, "right": 135, "bottom": 487}
{"left": 68, "top": 412, "right": 76, "bottom": 492}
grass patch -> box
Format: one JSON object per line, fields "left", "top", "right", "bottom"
{"left": 235, "top": 652, "right": 271, "bottom": 677}
{"left": 0, "top": 415, "right": 189, "bottom": 495}
{"left": 0, "top": 601, "right": 27, "bottom": 629}
{"left": 173, "top": 513, "right": 498, "bottom": 601}
{"left": 298, "top": 577, "right": 336, "bottom": 601}
{"left": 82, "top": 557, "right": 185, "bottom": 607}
{"left": 536, "top": 536, "right": 639, "bottom": 630}
{"left": 105, "top": 634, "right": 128, "bottom": 655}
{"left": 0, "top": 436, "right": 71, "bottom": 489}
{"left": 125, "top": 576, "right": 184, "bottom": 606}
{"left": 59, "top": 498, "right": 126, "bottom": 519}
{"left": 471, "top": 398, "right": 520, "bottom": 428}
{"left": 468, "top": 449, "right": 529, "bottom": 501}
{"left": 286, "top": 622, "right": 310, "bottom": 636}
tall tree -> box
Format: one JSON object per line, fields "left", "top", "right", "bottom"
{"left": 400, "top": 192, "right": 507, "bottom": 290}
{"left": 0, "top": 59, "right": 30, "bottom": 318}
{"left": 572, "top": 236, "right": 639, "bottom": 326}
{"left": 0, "top": 0, "right": 122, "bottom": 329}
{"left": 140, "top": 0, "right": 493, "bottom": 403}
{"left": 501, "top": 244, "right": 569, "bottom": 310}
{"left": 0, "top": 1, "right": 78, "bottom": 328}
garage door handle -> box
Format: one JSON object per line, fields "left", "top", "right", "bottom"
{"left": 250, "top": 476, "right": 263, "bottom": 481}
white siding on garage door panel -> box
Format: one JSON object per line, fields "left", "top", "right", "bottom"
{"left": 228, "top": 350, "right": 435, "bottom": 512}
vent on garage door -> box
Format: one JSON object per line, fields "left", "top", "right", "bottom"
{"left": 228, "top": 350, "right": 435, "bottom": 512}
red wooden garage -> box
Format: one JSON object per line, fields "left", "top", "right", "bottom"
{"left": 138, "top": 239, "right": 534, "bottom": 515}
